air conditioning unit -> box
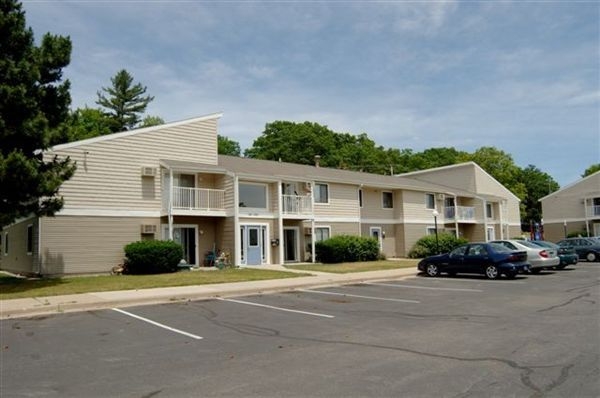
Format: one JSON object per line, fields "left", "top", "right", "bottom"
{"left": 437, "top": 193, "right": 445, "bottom": 200}
{"left": 304, "top": 182, "right": 312, "bottom": 192}
{"left": 141, "top": 224, "right": 157, "bottom": 234}
{"left": 141, "top": 167, "right": 157, "bottom": 177}
{"left": 304, "top": 227, "right": 312, "bottom": 236}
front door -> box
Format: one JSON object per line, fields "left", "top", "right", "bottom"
{"left": 370, "top": 227, "right": 383, "bottom": 250}
{"left": 284, "top": 227, "right": 299, "bottom": 262}
{"left": 241, "top": 225, "right": 266, "bottom": 265}
{"left": 170, "top": 226, "right": 197, "bottom": 266}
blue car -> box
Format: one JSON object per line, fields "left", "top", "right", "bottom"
{"left": 418, "top": 242, "right": 530, "bottom": 279}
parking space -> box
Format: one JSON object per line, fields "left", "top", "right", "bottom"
{"left": 2, "top": 264, "right": 599, "bottom": 397}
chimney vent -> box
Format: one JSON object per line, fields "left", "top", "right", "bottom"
{"left": 314, "top": 155, "right": 321, "bottom": 167}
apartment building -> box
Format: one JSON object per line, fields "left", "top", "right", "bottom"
{"left": 0, "top": 114, "right": 521, "bottom": 275}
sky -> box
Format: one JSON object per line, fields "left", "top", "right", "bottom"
{"left": 21, "top": 0, "right": 600, "bottom": 187}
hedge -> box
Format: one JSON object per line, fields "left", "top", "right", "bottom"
{"left": 315, "top": 235, "right": 380, "bottom": 263}
{"left": 407, "top": 233, "right": 468, "bottom": 258}
{"left": 123, "top": 240, "right": 184, "bottom": 274}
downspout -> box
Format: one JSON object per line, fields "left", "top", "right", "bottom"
{"left": 499, "top": 200, "right": 505, "bottom": 240}
{"left": 277, "top": 181, "right": 284, "bottom": 265}
{"left": 233, "top": 174, "right": 241, "bottom": 266}
{"left": 37, "top": 217, "right": 42, "bottom": 275}
{"left": 311, "top": 180, "right": 316, "bottom": 263}
{"left": 168, "top": 168, "right": 174, "bottom": 240}
{"left": 453, "top": 195, "right": 459, "bottom": 238}
{"left": 584, "top": 198, "right": 590, "bottom": 236}
{"left": 482, "top": 197, "right": 488, "bottom": 241}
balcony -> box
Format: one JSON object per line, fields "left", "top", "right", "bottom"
{"left": 282, "top": 194, "right": 313, "bottom": 217}
{"left": 167, "top": 186, "right": 226, "bottom": 213}
{"left": 586, "top": 205, "right": 600, "bottom": 218}
{"left": 445, "top": 206, "right": 476, "bottom": 222}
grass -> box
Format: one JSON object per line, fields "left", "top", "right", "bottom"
{"left": 286, "top": 259, "right": 418, "bottom": 274}
{"left": 0, "top": 268, "right": 307, "bottom": 300}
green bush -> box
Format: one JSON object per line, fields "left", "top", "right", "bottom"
{"left": 123, "top": 240, "right": 184, "bottom": 274}
{"left": 315, "top": 235, "right": 380, "bottom": 263}
{"left": 408, "top": 233, "right": 468, "bottom": 258}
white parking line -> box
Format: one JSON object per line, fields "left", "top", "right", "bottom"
{"left": 298, "top": 289, "right": 420, "bottom": 303}
{"left": 408, "top": 277, "right": 526, "bottom": 285}
{"left": 366, "top": 282, "right": 483, "bottom": 292}
{"left": 111, "top": 308, "right": 203, "bottom": 340}
{"left": 216, "top": 297, "right": 335, "bottom": 318}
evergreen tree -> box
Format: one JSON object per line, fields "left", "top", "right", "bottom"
{"left": 0, "top": 0, "right": 75, "bottom": 228}
{"left": 96, "top": 69, "right": 154, "bottom": 131}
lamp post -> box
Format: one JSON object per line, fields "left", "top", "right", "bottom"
{"left": 432, "top": 209, "right": 439, "bottom": 254}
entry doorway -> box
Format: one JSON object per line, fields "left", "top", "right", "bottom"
{"left": 486, "top": 226, "right": 496, "bottom": 241}
{"left": 370, "top": 227, "right": 383, "bottom": 250}
{"left": 240, "top": 225, "right": 267, "bottom": 265}
{"left": 283, "top": 227, "right": 300, "bottom": 262}
{"left": 162, "top": 225, "right": 198, "bottom": 266}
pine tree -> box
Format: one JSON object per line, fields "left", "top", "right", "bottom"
{"left": 0, "top": 0, "right": 75, "bottom": 228}
{"left": 96, "top": 69, "right": 154, "bottom": 131}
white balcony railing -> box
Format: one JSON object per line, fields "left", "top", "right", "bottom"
{"left": 445, "top": 206, "right": 476, "bottom": 221}
{"left": 587, "top": 205, "right": 600, "bottom": 218}
{"left": 282, "top": 194, "right": 313, "bottom": 215}
{"left": 172, "top": 187, "right": 225, "bottom": 211}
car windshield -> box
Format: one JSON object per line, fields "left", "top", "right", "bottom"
{"left": 530, "top": 241, "right": 557, "bottom": 249}
{"left": 519, "top": 240, "right": 547, "bottom": 249}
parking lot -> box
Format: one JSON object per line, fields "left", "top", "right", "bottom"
{"left": 2, "top": 264, "right": 599, "bottom": 397}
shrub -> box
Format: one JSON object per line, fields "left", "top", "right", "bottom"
{"left": 408, "top": 233, "right": 468, "bottom": 258}
{"left": 315, "top": 235, "right": 380, "bottom": 263}
{"left": 123, "top": 240, "right": 183, "bottom": 274}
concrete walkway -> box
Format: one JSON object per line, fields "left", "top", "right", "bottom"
{"left": 0, "top": 267, "right": 417, "bottom": 320}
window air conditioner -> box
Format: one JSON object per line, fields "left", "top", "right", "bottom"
{"left": 141, "top": 224, "right": 157, "bottom": 234}
{"left": 437, "top": 193, "right": 445, "bottom": 200}
{"left": 141, "top": 167, "right": 157, "bottom": 177}
{"left": 304, "top": 227, "right": 312, "bottom": 235}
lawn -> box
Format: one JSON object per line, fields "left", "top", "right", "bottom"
{"left": 286, "top": 259, "right": 418, "bottom": 273}
{"left": 0, "top": 268, "right": 307, "bottom": 300}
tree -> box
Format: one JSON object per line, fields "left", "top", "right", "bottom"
{"left": 96, "top": 69, "right": 154, "bottom": 132}
{"left": 51, "top": 107, "right": 113, "bottom": 144}
{"left": 518, "top": 165, "right": 559, "bottom": 226}
{"left": 218, "top": 135, "right": 241, "bottom": 156}
{"left": 140, "top": 115, "right": 164, "bottom": 128}
{"left": 0, "top": 0, "right": 75, "bottom": 228}
{"left": 583, "top": 164, "right": 600, "bottom": 178}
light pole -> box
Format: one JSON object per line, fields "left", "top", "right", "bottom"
{"left": 432, "top": 209, "right": 439, "bottom": 254}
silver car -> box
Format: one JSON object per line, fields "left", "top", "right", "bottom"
{"left": 491, "top": 240, "right": 560, "bottom": 273}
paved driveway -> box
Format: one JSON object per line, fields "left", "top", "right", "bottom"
{"left": 2, "top": 265, "right": 599, "bottom": 397}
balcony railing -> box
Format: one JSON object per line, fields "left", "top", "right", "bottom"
{"left": 586, "top": 205, "right": 600, "bottom": 218}
{"left": 282, "top": 194, "right": 313, "bottom": 215}
{"left": 171, "top": 187, "right": 225, "bottom": 211}
{"left": 445, "top": 206, "right": 476, "bottom": 221}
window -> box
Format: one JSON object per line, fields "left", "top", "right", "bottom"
{"left": 239, "top": 183, "right": 267, "bottom": 208}
{"left": 358, "top": 189, "right": 363, "bottom": 207}
{"left": 3, "top": 232, "right": 7, "bottom": 255}
{"left": 314, "top": 183, "right": 329, "bottom": 204}
{"left": 315, "top": 227, "right": 330, "bottom": 242}
{"left": 26, "top": 224, "right": 33, "bottom": 255}
{"left": 486, "top": 203, "right": 493, "bottom": 218}
{"left": 425, "top": 193, "right": 435, "bottom": 209}
{"left": 382, "top": 192, "right": 393, "bottom": 208}
{"left": 426, "top": 227, "right": 437, "bottom": 236}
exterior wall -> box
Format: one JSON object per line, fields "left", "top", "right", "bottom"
{"left": 314, "top": 182, "right": 360, "bottom": 221}
{"left": 46, "top": 117, "right": 219, "bottom": 213}
{"left": 542, "top": 173, "right": 600, "bottom": 222}
{"left": 361, "top": 223, "right": 397, "bottom": 257}
{"left": 40, "top": 215, "right": 160, "bottom": 275}
{"left": 360, "top": 188, "right": 398, "bottom": 220}
{"left": 0, "top": 218, "right": 38, "bottom": 275}
{"left": 217, "top": 217, "right": 236, "bottom": 264}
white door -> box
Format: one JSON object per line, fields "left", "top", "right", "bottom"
{"left": 370, "top": 227, "right": 383, "bottom": 250}
{"left": 241, "top": 225, "right": 266, "bottom": 265}
{"left": 486, "top": 226, "right": 496, "bottom": 241}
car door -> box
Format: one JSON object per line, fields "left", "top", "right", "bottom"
{"left": 446, "top": 245, "right": 467, "bottom": 272}
{"left": 464, "top": 243, "right": 490, "bottom": 274}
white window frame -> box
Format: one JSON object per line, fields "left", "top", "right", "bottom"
{"left": 26, "top": 224, "right": 33, "bottom": 255}
{"left": 425, "top": 193, "right": 435, "bottom": 209}
{"left": 314, "top": 226, "right": 331, "bottom": 242}
{"left": 382, "top": 191, "right": 393, "bottom": 209}
{"left": 3, "top": 232, "right": 7, "bottom": 256}
{"left": 426, "top": 226, "right": 437, "bottom": 236}
{"left": 238, "top": 182, "right": 269, "bottom": 210}
{"left": 314, "top": 183, "right": 329, "bottom": 204}
{"left": 486, "top": 203, "right": 494, "bottom": 219}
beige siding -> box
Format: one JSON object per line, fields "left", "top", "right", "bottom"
{"left": 361, "top": 223, "right": 397, "bottom": 257}
{"left": 217, "top": 217, "right": 236, "bottom": 264}
{"left": 542, "top": 173, "right": 600, "bottom": 221}
{"left": 40, "top": 216, "right": 161, "bottom": 275}
{"left": 314, "top": 183, "right": 360, "bottom": 219}
{"left": 360, "top": 188, "right": 399, "bottom": 220}
{"left": 401, "top": 190, "right": 443, "bottom": 222}
{"left": 47, "top": 118, "right": 219, "bottom": 211}
{"left": 0, "top": 219, "right": 37, "bottom": 275}
{"left": 400, "top": 223, "right": 431, "bottom": 257}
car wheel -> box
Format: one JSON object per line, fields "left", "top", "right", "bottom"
{"left": 425, "top": 263, "right": 440, "bottom": 277}
{"left": 530, "top": 268, "right": 541, "bottom": 274}
{"left": 485, "top": 265, "right": 500, "bottom": 279}
{"left": 586, "top": 252, "right": 598, "bottom": 262}
{"left": 505, "top": 271, "right": 517, "bottom": 279}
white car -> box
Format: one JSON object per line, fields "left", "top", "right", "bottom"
{"left": 491, "top": 240, "right": 560, "bottom": 273}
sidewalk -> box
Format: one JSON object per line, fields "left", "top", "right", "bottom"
{"left": 0, "top": 267, "right": 417, "bottom": 320}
